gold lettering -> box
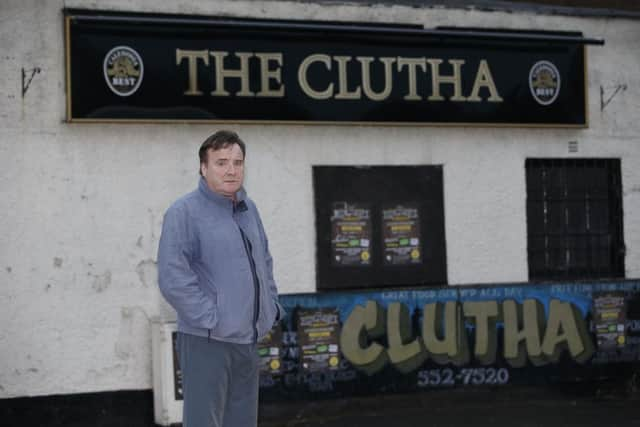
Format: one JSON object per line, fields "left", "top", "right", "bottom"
{"left": 176, "top": 49, "right": 209, "bottom": 96}
{"left": 298, "top": 54, "right": 334, "bottom": 100}
{"left": 422, "top": 301, "right": 469, "bottom": 366}
{"left": 503, "top": 299, "right": 546, "bottom": 367}
{"left": 356, "top": 56, "right": 395, "bottom": 101}
{"left": 427, "top": 59, "right": 466, "bottom": 101}
{"left": 387, "top": 302, "right": 427, "bottom": 373}
{"left": 467, "top": 59, "right": 503, "bottom": 102}
{"left": 255, "top": 53, "right": 285, "bottom": 98}
{"left": 397, "top": 57, "right": 426, "bottom": 100}
{"left": 333, "top": 56, "right": 361, "bottom": 100}
{"left": 463, "top": 301, "right": 499, "bottom": 365}
{"left": 210, "top": 51, "right": 254, "bottom": 97}
{"left": 542, "top": 299, "right": 594, "bottom": 363}
{"left": 339, "top": 300, "right": 388, "bottom": 375}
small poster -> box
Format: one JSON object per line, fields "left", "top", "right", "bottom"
{"left": 258, "top": 323, "right": 284, "bottom": 375}
{"left": 382, "top": 204, "right": 422, "bottom": 265}
{"left": 331, "top": 202, "right": 371, "bottom": 266}
{"left": 297, "top": 308, "right": 341, "bottom": 371}
{"left": 593, "top": 292, "right": 626, "bottom": 350}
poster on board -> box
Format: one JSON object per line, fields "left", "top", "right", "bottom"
{"left": 331, "top": 202, "right": 371, "bottom": 267}
{"left": 297, "top": 308, "right": 341, "bottom": 371}
{"left": 382, "top": 204, "right": 422, "bottom": 266}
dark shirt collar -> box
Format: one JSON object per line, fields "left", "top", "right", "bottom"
{"left": 198, "top": 177, "right": 247, "bottom": 208}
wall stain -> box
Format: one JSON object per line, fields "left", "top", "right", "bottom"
{"left": 86, "top": 364, "right": 128, "bottom": 383}
{"left": 53, "top": 257, "right": 63, "bottom": 268}
{"left": 115, "top": 307, "right": 151, "bottom": 361}
{"left": 136, "top": 259, "right": 157, "bottom": 288}
{"left": 6, "top": 267, "right": 11, "bottom": 273}
{"left": 623, "top": 186, "right": 640, "bottom": 196}
{"left": 92, "top": 271, "right": 112, "bottom": 293}
{"left": 148, "top": 209, "right": 157, "bottom": 241}
{"left": 115, "top": 308, "right": 133, "bottom": 361}
{"left": 136, "top": 235, "right": 143, "bottom": 248}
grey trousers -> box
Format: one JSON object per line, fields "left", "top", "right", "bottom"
{"left": 177, "top": 332, "right": 259, "bottom": 427}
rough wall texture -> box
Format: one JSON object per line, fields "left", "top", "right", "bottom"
{"left": 0, "top": 0, "right": 638, "bottom": 398}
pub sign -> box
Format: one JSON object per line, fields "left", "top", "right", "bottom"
{"left": 65, "top": 10, "right": 591, "bottom": 126}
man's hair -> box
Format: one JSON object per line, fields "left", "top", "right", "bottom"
{"left": 198, "top": 130, "right": 246, "bottom": 175}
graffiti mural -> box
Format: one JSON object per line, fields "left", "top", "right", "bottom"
{"left": 258, "top": 281, "right": 640, "bottom": 400}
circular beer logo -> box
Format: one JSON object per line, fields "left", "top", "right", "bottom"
{"left": 529, "top": 61, "right": 560, "bottom": 106}
{"left": 103, "top": 46, "right": 143, "bottom": 96}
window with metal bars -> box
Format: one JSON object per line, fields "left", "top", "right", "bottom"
{"left": 526, "top": 158, "right": 625, "bottom": 281}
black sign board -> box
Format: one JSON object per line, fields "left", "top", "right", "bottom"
{"left": 313, "top": 166, "right": 447, "bottom": 290}
{"left": 65, "top": 10, "right": 589, "bottom": 126}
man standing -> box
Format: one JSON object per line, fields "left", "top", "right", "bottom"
{"left": 158, "top": 130, "right": 282, "bottom": 427}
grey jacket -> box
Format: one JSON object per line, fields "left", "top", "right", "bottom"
{"left": 158, "top": 177, "right": 281, "bottom": 344}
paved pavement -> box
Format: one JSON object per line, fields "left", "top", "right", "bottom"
{"left": 259, "top": 385, "right": 640, "bottom": 427}
{"left": 2, "top": 382, "right": 639, "bottom": 426}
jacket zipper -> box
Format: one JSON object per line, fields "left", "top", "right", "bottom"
{"left": 238, "top": 226, "right": 260, "bottom": 343}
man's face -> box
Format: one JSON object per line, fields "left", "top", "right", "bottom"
{"left": 200, "top": 144, "right": 245, "bottom": 198}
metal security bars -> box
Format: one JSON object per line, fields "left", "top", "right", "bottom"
{"left": 526, "top": 159, "right": 625, "bottom": 281}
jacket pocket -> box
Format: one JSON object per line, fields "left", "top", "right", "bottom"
{"left": 201, "top": 277, "right": 219, "bottom": 311}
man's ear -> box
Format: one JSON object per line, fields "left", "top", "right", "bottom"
{"left": 200, "top": 163, "right": 207, "bottom": 177}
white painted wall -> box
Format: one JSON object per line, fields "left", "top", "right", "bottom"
{"left": 1, "top": 0, "right": 638, "bottom": 398}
